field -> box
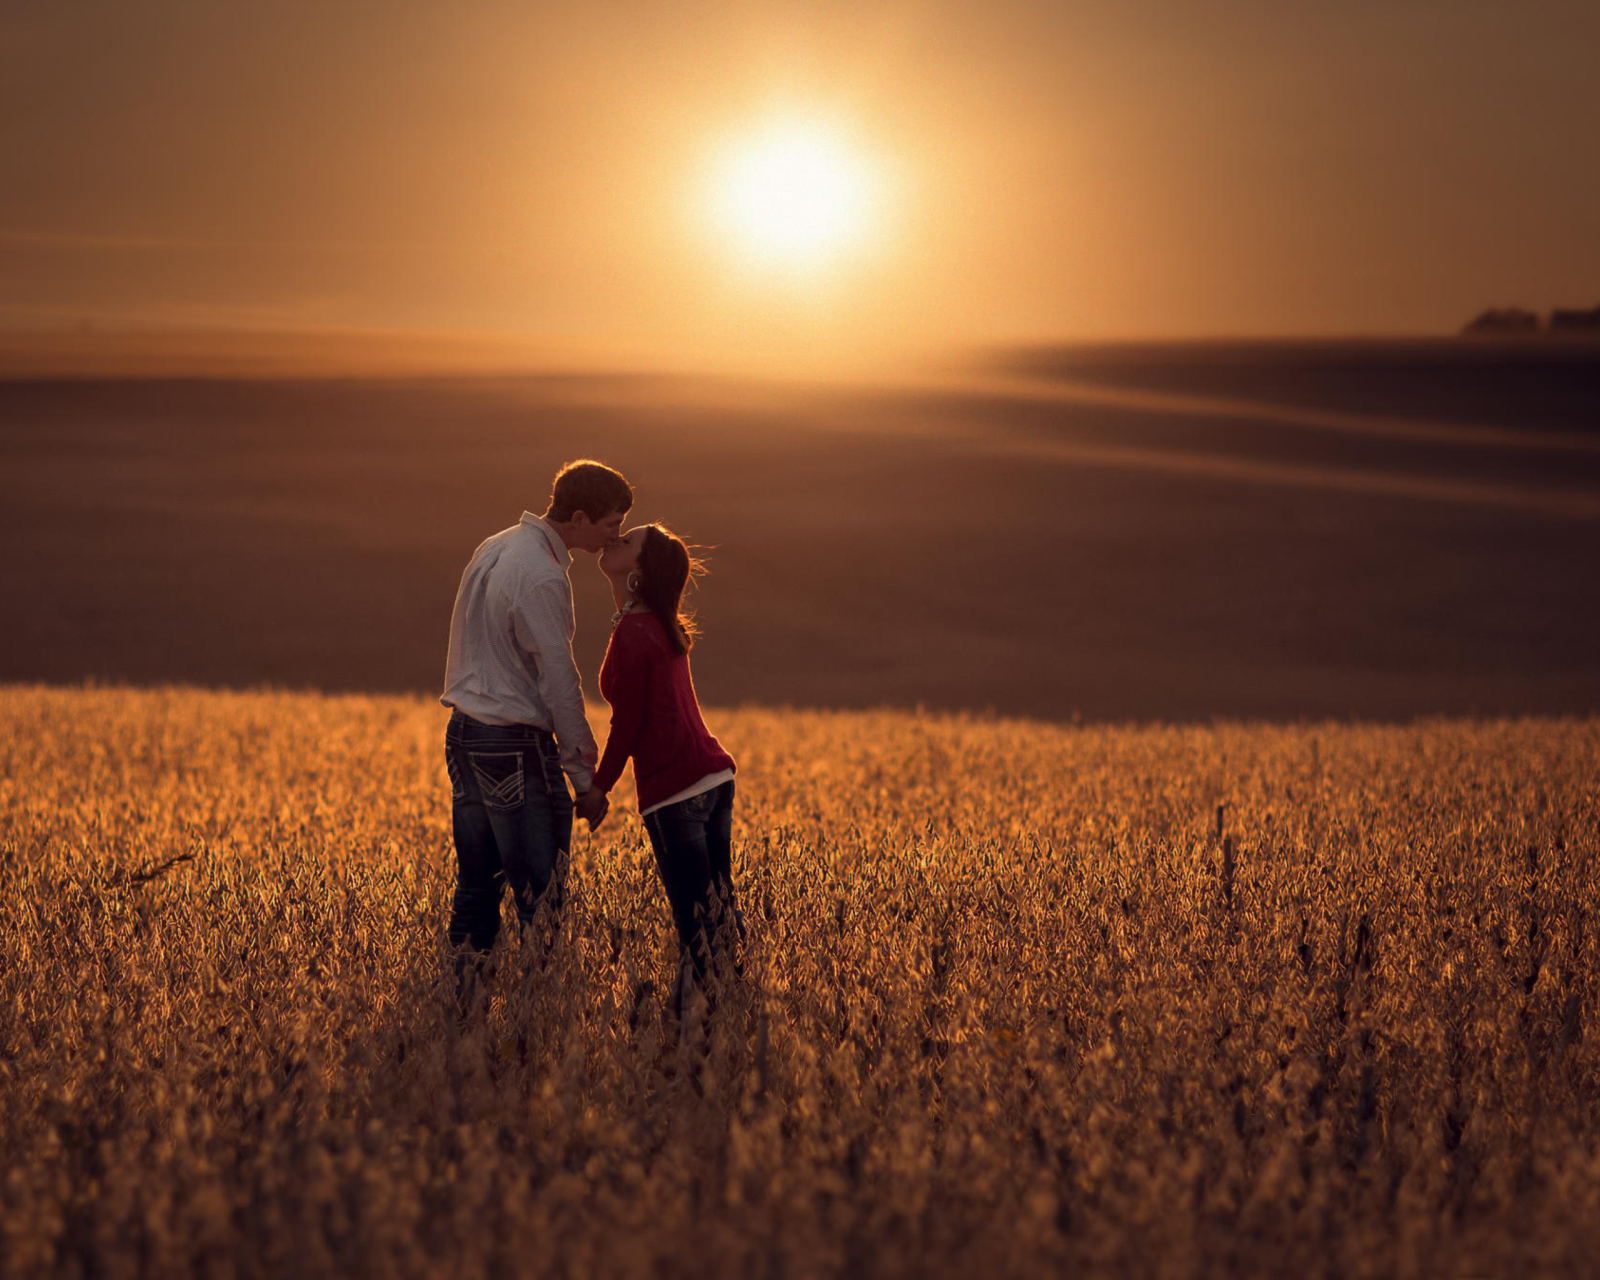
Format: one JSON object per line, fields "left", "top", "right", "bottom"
{"left": 5, "top": 684, "right": 1599, "bottom": 1277}
{"left": 2, "top": 339, "right": 1599, "bottom": 722}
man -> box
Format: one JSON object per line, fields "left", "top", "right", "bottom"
{"left": 440, "top": 459, "right": 632, "bottom": 993}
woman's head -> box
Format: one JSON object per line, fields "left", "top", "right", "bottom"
{"left": 598, "top": 523, "right": 698, "bottom": 654}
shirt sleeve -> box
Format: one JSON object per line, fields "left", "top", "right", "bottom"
{"left": 511, "top": 577, "right": 598, "bottom": 792}
{"left": 593, "top": 622, "right": 652, "bottom": 796}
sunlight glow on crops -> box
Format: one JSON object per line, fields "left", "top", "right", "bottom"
{"left": 2, "top": 686, "right": 1598, "bottom": 1274}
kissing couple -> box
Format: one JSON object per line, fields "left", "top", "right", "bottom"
{"left": 439, "top": 460, "right": 741, "bottom": 1016}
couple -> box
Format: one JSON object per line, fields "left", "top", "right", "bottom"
{"left": 439, "top": 460, "right": 741, "bottom": 1013}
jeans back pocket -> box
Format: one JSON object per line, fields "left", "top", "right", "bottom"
{"left": 468, "top": 751, "right": 526, "bottom": 812}
{"left": 677, "top": 787, "right": 717, "bottom": 820}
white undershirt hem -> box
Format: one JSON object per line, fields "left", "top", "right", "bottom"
{"left": 640, "top": 768, "right": 736, "bottom": 817}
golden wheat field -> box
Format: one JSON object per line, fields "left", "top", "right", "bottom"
{"left": 3, "top": 684, "right": 1599, "bottom": 1278}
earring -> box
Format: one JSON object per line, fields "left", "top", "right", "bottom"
{"left": 627, "top": 573, "right": 642, "bottom": 593}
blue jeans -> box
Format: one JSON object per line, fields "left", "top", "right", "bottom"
{"left": 444, "top": 712, "right": 574, "bottom": 962}
{"left": 642, "top": 779, "right": 742, "bottom": 1005}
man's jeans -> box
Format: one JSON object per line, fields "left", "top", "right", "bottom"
{"left": 445, "top": 712, "right": 574, "bottom": 961}
{"left": 642, "top": 779, "right": 743, "bottom": 1008}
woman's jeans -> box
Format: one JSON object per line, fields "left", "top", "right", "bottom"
{"left": 642, "top": 779, "right": 743, "bottom": 1005}
{"left": 444, "top": 712, "right": 574, "bottom": 966}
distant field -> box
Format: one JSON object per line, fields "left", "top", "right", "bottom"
{"left": 995, "top": 337, "right": 1600, "bottom": 433}
{"left": 3, "top": 685, "right": 1599, "bottom": 1276}
{"left": 1, "top": 340, "right": 1598, "bottom": 720}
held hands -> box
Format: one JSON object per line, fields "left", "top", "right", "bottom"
{"left": 575, "top": 788, "right": 610, "bottom": 831}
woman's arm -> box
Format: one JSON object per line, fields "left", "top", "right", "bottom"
{"left": 592, "top": 622, "right": 653, "bottom": 796}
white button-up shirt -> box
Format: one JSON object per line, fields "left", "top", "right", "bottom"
{"left": 440, "top": 512, "right": 598, "bottom": 793}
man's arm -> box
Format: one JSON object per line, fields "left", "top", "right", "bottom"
{"left": 511, "top": 578, "right": 599, "bottom": 794}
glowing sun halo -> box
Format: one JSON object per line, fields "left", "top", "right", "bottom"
{"left": 704, "top": 119, "right": 884, "bottom": 272}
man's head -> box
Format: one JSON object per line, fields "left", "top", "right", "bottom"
{"left": 544, "top": 460, "right": 633, "bottom": 554}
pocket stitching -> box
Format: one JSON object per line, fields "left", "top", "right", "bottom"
{"left": 681, "top": 788, "right": 716, "bottom": 817}
{"left": 468, "top": 751, "right": 526, "bottom": 811}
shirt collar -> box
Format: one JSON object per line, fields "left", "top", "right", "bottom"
{"left": 520, "top": 511, "right": 572, "bottom": 570}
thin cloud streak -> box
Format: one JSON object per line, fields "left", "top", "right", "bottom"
{"left": 0, "top": 228, "right": 490, "bottom": 255}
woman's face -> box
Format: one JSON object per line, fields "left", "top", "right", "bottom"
{"left": 598, "top": 526, "right": 645, "bottom": 580}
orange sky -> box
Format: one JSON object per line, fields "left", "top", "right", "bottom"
{"left": 2, "top": 0, "right": 1597, "bottom": 363}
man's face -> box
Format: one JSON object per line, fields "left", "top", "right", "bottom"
{"left": 574, "top": 507, "right": 628, "bottom": 554}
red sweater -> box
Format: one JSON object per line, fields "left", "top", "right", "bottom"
{"left": 593, "top": 611, "right": 736, "bottom": 811}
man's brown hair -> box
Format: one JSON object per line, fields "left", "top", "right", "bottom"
{"left": 548, "top": 460, "right": 633, "bottom": 523}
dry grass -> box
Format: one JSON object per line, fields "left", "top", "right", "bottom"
{"left": 2, "top": 684, "right": 1598, "bottom": 1278}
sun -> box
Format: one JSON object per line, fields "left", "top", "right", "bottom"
{"left": 703, "top": 117, "right": 885, "bottom": 273}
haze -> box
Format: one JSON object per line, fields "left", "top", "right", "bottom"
{"left": 3, "top": 0, "right": 1598, "bottom": 366}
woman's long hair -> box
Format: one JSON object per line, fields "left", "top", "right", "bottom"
{"left": 636, "top": 524, "right": 700, "bottom": 656}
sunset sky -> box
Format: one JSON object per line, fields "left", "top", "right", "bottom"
{"left": 3, "top": 0, "right": 1597, "bottom": 360}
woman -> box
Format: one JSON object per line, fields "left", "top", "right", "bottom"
{"left": 594, "top": 524, "right": 741, "bottom": 1010}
